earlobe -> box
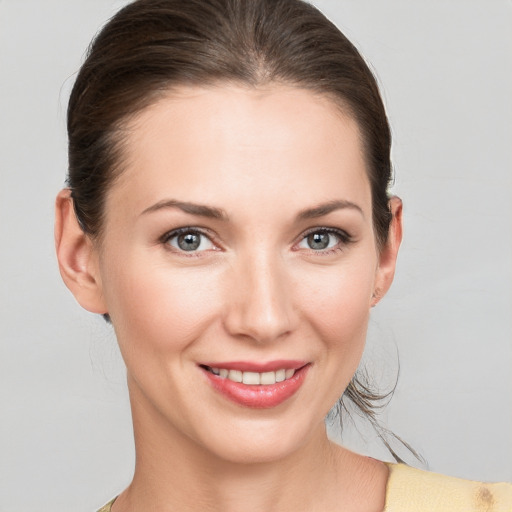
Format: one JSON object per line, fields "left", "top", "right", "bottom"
{"left": 54, "top": 189, "right": 108, "bottom": 314}
{"left": 371, "top": 196, "right": 403, "bottom": 307}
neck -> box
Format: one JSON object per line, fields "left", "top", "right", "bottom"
{"left": 113, "top": 379, "right": 388, "bottom": 512}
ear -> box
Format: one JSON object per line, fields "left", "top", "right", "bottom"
{"left": 371, "top": 196, "right": 403, "bottom": 307}
{"left": 55, "top": 189, "right": 108, "bottom": 314}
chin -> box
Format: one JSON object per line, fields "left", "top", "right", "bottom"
{"left": 191, "top": 412, "right": 326, "bottom": 466}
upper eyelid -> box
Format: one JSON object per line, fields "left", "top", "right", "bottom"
{"left": 161, "top": 226, "right": 216, "bottom": 242}
{"left": 301, "top": 226, "right": 346, "bottom": 234}
{"left": 298, "top": 226, "right": 351, "bottom": 240}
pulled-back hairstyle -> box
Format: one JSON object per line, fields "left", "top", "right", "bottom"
{"left": 67, "top": 0, "right": 415, "bottom": 461}
{"left": 68, "top": 0, "right": 391, "bottom": 245}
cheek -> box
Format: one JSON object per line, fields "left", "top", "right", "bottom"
{"left": 295, "top": 254, "right": 376, "bottom": 371}
{"left": 299, "top": 257, "right": 375, "bottom": 331}
{"left": 101, "top": 253, "right": 222, "bottom": 358}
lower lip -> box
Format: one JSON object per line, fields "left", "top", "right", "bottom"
{"left": 202, "top": 365, "right": 310, "bottom": 409}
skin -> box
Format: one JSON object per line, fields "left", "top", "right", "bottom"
{"left": 55, "top": 85, "right": 402, "bottom": 512}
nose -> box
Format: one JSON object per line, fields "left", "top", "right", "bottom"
{"left": 223, "top": 251, "right": 296, "bottom": 344}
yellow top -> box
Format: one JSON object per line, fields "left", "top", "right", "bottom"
{"left": 97, "top": 463, "right": 512, "bottom": 512}
{"left": 384, "top": 463, "right": 512, "bottom": 512}
{"left": 97, "top": 499, "right": 115, "bottom": 512}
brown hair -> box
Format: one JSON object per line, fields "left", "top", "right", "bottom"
{"left": 68, "top": 0, "right": 391, "bottom": 245}
{"left": 67, "top": 0, "right": 415, "bottom": 462}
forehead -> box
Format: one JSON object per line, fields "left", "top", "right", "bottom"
{"left": 108, "top": 84, "right": 371, "bottom": 220}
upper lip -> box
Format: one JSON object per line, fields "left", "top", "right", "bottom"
{"left": 199, "top": 360, "right": 308, "bottom": 372}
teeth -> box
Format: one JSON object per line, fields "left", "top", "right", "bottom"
{"left": 275, "top": 369, "right": 286, "bottom": 382}
{"left": 242, "top": 372, "right": 260, "bottom": 385}
{"left": 260, "top": 371, "right": 276, "bottom": 385}
{"left": 208, "top": 367, "right": 297, "bottom": 385}
{"left": 228, "top": 369, "right": 242, "bottom": 383}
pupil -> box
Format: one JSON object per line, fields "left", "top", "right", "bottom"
{"left": 178, "top": 233, "right": 200, "bottom": 251}
{"left": 308, "top": 232, "right": 329, "bottom": 250}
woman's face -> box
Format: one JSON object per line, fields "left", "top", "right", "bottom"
{"left": 87, "top": 85, "right": 399, "bottom": 463}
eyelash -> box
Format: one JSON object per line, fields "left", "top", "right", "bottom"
{"left": 296, "top": 227, "right": 353, "bottom": 255}
{"left": 160, "top": 227, "right": 218, "bottom": 256}
{"left": 160, "top": 226, "right": 353, "bottom": 256}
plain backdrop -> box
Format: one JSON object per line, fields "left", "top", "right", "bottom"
{"left": 0, "top": 1, "right": 511, "bottom": 510}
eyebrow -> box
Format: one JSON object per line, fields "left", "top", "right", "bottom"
{"left": 140, "top": 198, "right": 363, "bottom": 222}
{"left": 140, "top": 199, "right": 228, "bottom": 220}
{"left": 296, "top": 200, "right": 364, "bottom": 220}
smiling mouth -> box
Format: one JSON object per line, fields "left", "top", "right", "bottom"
{"left": 199, "top": 362, "right": 310, "bottom": 408}
{"left": 201, "top": 365, "right": 297, "bottom": 385}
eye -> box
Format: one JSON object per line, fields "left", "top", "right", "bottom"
{"left": 163, "top": 228, "right": 215, "bottom": 253}
{"left": 297, "top": 228, "right": 350, "bottom": 252}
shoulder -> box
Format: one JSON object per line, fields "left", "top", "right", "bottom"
{"left": 384, "top": 463, "right": 512, "bottom": 512}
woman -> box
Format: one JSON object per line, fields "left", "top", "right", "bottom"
{"left": 54, "top": 0, "right": 512, "bottom": 510}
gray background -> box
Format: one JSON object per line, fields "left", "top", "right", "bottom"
{"left": 0, "top": 1, "right": 510, "bottom": 510}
